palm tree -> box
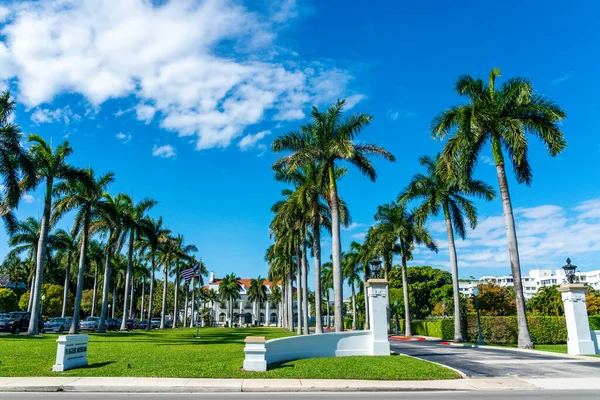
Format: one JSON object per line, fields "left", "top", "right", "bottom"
{"left": 342, "top": 247, "right": 362, "bottom": 330}
{"left": 400, "top": 154, "right": 495, "bottom": 342}
{"left": 432, "top": 68, "right": 567, "bottom": 348}
{"left": 119, "top": 195, "right": 156, "bottom": 331}
{"left": 266, "top": 242, "right": 294, "bottom": 331}
{"left": 52, "top": 168, "right": 114, "bottom": 334}
{"left": 86, "top": 240, "right": 105, "bottom": 317}
{"left": 321, "top": 261, "right": 333, "bottom": 328}
{"left": 25, "top": 134, "right": 88, "bottom": 335}
{"left": 248, "top": 276, "right": 268, "bottom": 326}
{"left": 0, "top": 92, "right": 35, "bottom": 235}
{"left": 269, "top": 284, "right": 282, "bottom": 326}
{"left": 272, "top": 100, "right": 395, "bottom": 331}
{"left": 373, "top": 202, "right": 437, "bottom": 336}
{"left": 137, "top": 217, "right": 171, "bottom": 329}
{"left": 218, "top": 273, "right": 242, "bottom": 327}
{"left": 52, "top": 229, "right": 77, "bottom": 318}
{"left": 6, "top": 217, "right": 43, "bottom": 311}
{"left": 169, "top": 236, "right": 197, "bottom": 329}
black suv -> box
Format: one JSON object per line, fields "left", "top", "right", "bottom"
{"left": 0, "top": 312, "right": 43, "bottom": 334}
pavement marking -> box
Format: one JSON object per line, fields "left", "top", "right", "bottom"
{"left": 473, "top": 359, "right": 599, "bottom": 365}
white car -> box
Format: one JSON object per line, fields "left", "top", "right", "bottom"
{"left": 44, "top": 317, "right": 72, "bottom": 333}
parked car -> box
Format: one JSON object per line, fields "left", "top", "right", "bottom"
{"left": 150, "top": 318, "right": 161, "bottom": 328}
{"left": 138, "top": 320, "right": 149, "bottom": 329}
{"left": 79, "top": 316, "right": 101, "bottom": 332}
{"left": 0, "top": 312, "right": 43, "bottom": 334}
{"left": 126, "top": 319, "right": 138, "bottom": 330}
{"left": 43, "top": 317, "right": 72, "bottom": 333}
{"left": 106, "top": 318, "right": 120, "bottom": 331}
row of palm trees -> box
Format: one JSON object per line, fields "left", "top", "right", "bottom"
{"left": 268, "top": 68, "right": 567, "bottom": 348}
{"left": 0, "top": 91, "right": 205, "bottom": 335}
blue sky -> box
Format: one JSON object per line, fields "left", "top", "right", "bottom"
{"left": 0, "top": 0, "right": 599, "bottom": 287}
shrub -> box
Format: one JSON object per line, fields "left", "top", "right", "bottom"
{"left": 463, "top": 315, "right": 568, "bottom": 344}
{"left": 589, "top": 315, "right": 600, "bottom": 330}
{"left": 0, "top": 288, "right": 18, "bottom": 312}
{"left": 408, "top": 319, "right": 454, "bottom": 340}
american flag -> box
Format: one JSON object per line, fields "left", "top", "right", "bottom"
{"left": 182, "top": 264, "right": 199, "bottom": 282}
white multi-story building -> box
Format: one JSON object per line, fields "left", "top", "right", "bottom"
{"left": 190, "top": 271, "right": 296, "bottom": 326}
{"left": 459, "top": 268, "right": 600, "bottom": 300}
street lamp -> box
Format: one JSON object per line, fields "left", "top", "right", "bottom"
{"left": 41, "top": 295, "right": 46, "bottom": 320}
{"left": 369, "top": 257, "right": 383, "bottom": 279}
{"left": 472, "top": 287, "right": 485, "bottom": 346}
{"left": 393, "top": 300, "right": 399, "bottom": 336}
{"left": 562, "top": 258, "right": 578, "bottom": 284}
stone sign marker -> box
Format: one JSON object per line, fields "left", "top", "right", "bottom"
{"left": 52, "top": 334, "right": 89, "bottom": 372}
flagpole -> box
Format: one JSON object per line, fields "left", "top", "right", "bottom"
{"left": 195, "top": 258, "right": 201, "bottom": 339}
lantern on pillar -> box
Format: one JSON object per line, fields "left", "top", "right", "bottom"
{"left": 369, "top": 257, "right": 383, "bottom": 279}
{"left": 562, "top": 258, "right": 578, "bottom": 284}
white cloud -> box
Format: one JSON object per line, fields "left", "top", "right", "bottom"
{"left": 342, "top": 222, "right": 365, "bottom": 231}
{"left": 344, "top": 94, "right": 365, "bottom": 110}
{"left": 116, "top": 132, "right": 132, "bottom": 143}
{"left": 386, "top": 110, "right": 416, "bottom": 121}
{"left": 351, "top": 232, "right": 366, "bottom": 240}
{"left": 480, "top": 155, "right": 495, "bottom": 166}
{"left": 0, "top": 0, "right": 360, "bottom": 151}
{"left": 425, "top": 198, "right": 600, "bottom": 273}
{"left": 238, "top": 130, "right": 271, "bottom": 151}
{"left": 30, "top": 106, "right": 78, "bottom": 125}
{"left": 551, "top": 71, "right": 573, "bottom": 86}
{"left": 152, "top": 144, "right": 176, "bottom": 159}
{"left": 22, "top": 194, "right": 34, "bottom": 203}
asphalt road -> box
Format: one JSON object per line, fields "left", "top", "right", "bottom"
{"left": 390, "top": 340, "right": 600, "bottom": 378}
{"left": 2, "top": 392, "right": 600, "bottom": 400}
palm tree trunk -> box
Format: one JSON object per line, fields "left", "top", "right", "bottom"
{"left": 27, "top": 276, "right": 34, "bottom": 312}
{"left": 120, "top": 228, "right": 135, "bottom": 331}
{"left": 147, "top": 255, "right": 156, "bottom": 328}
{"left": 326, "top": 291, "right": 330, "bottom": 328}
{"left": 98, "top": 244, "right": 112, "bottom": 333}
{"left": 160, "top": 262, "right": 168, "bottom": 329}
{"left": 312, "top": 203, "right": 323, "bottom": 333}
{"left": 295, "top": 243, "right": 302, "bottom": 335}
{"left": 384, "top": 261, "right": 390, "bottom": 332}
{"left": 129, "top": 278, "right": 135, "bottom": 319}
{"left": 111, "top": 282, "right": 116, "bottom": 318}
{"left": 173, "top": 267, "right": 180, "bottom": 329}
{"left": 61, "top": 251, "right": 72, "bottom": 318}
{"left": 183, "top": 282, "right": 188, "bottom": 328}
{"left": 351, "top": 282, "right": 356, "bottom": 330}
{"left": 141, "top": 277, "right": 145, "bottom": 324}
{"left": 70, "top": 215, "right": 90, "bottom": 334}
{"left": 495, "top": 159, "right": 533, "bottom": 348}
{"left": 286, "top": 270, "right": 293, "bottom": 332}
{"left": 328, "top": 165, "right": 344, "bottom": 332}
{"left": 444, "top": 208, "right": 463, "bottom": 342}
{"left": 282, "top": 284, "right": 287, "bottom": 329}
{"left": 301, "top": 239, "right": 309, "bottom": 335}
{"left": 28, "top": 179, "right": 53, "bottom": 336}
{"left": 363, "top": 266, "right": 369, "bottom": 330}
{"left": 91, "top": 265, "right": 98, "bottom": 317}
{"left": 401, "top": 254, "right": 411, "bottom": 336}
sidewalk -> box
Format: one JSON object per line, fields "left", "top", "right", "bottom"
{"left": 1, "top": 377, "right": 599, "bottom": 392}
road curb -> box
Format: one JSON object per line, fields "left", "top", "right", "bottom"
{"left": 448, "top": 342, "right": 600, "bottom": 361}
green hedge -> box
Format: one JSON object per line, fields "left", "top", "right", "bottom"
{"left": 589, "top": 315, "right": 600, "bottom": 330}
{"left": 464, "top": 315, "right": 567, "bottom": 344}
{"left": 403, "top": 319, "right": 454, "bottom": 340}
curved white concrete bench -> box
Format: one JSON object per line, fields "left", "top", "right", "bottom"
{"left": 243, "top": 279, "right": 391, "bottom": 372}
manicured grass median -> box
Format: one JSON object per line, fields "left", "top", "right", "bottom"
{"left": 0, "top": 328, "right": 459, "bottom": 379}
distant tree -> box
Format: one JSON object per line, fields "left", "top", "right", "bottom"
{"left": 527, "top": 286, "right": 563, "bottom": 316}
{"left": 0, "top": 288, "right": 18, "bottom": 312}
{"left": 586, "top": 287, "right": 600, "bottom": 316}
{"left": 248, "top": 276, "right": 268, "bottom": 326}
{"left": 467, "top": 283, "right": 516, "bottom": 316}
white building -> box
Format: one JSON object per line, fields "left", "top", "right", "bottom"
{"left": 459, "top": 268, "right": 600, "bottom": 300}
{"left": 188, "top": 271, "right": 296, "bottom": 327}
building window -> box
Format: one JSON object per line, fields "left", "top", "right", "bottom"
{"left": 270, "top": 313, "right": 277, "bottom": 323}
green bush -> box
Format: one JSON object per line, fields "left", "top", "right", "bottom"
{"left": 0, "top": 288, "right": 18, "bottom": 312}
{"left": 589, "top": 316, "right": 600, "bottom": 330}
{"left": 344, "top": 317, "right": 352, "bottom": 329}
{"left": 408, "top": 319, "right": 454, "bottom": 340}
{"left": 463, "top": 315, "right": 568, "bottom": 345}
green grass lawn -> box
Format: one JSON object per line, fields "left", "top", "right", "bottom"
{"left": 0, "top": 328, "right": 459, "bottom": 380}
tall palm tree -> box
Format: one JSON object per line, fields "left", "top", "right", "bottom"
{"left": 342, "top": 248, "right": 362, "bottom": 330}
{"left": 52, "top": 168, "right": 114, "bottom": 334}
{"left": 432, "top": 68, "right": 567, "bottom": 348}
{"left": 248, "top": 276, "right": 268, "bottom": 326}
{"left": 218, "top": 273, "right": 242, "bottom": 327}
{"left": 168, "top": 236, "right": 197, "bottom": 329}
{"left": 0, "top": 92, "right": 35, "bottom": 235}
{"left": 137, "top": 217, "right": 171, "bottom": 329}
{"left": 266, "top": 242, "right": 294, "bottom": 331}
{"left": 272, "top": 100, "right": 395, "bottom": 331}
{"left": 86, "top": 240, "right": 105, "bottom": 317}
{"left": 6, "top": 217, "right": 43, "bottom": 310}
{"left": 25, "top": 135, "right": 88, "bottom": 335}
{"left": 119, "top": 196, "right": 156, "bottom": 331}
{"left": 321, "top": 261, "right": 333, "bottom": 328}
{"left": 400, "top": 154, "right": 495, "bottom": 342}
{"left": 52, "top": 229, "right": 77, "bottom": 318}
{"left": 269, "top": 284, "right": 282, "bottom": 326}
{"left": 373, "top": 202, "right": 437, "bottom": 336}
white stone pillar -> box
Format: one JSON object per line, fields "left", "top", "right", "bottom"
{"left": 239, "top": 300, "right": 244, "bottom": 325}
{"left": 266, "top": 300, "right": 270, "bottom": 326}
{"left": 558, "top": 284, "right": 596, "bottom": 355}
{"left": 367, "top": 279, "right": 391, "bottom": 356}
